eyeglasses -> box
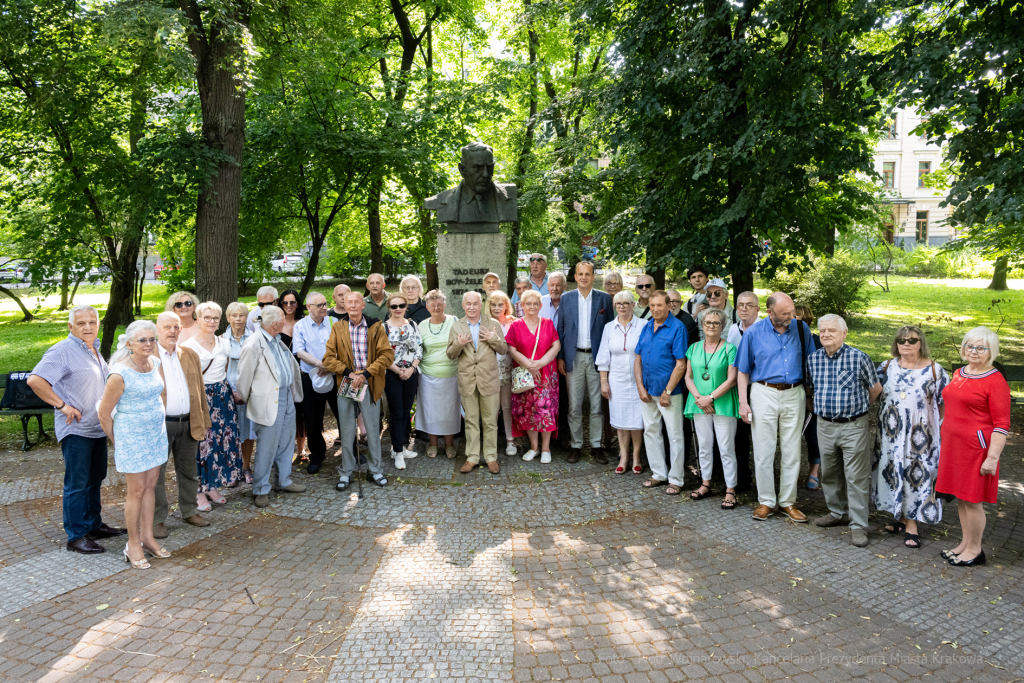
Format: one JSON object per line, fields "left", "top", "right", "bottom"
{"left": 736, "top": 303, "right": 759, "bottom": 309}
{"left": 201, "top": 316, "right": 219, "bottom": 323}
{"left": 135, "top": 337, "right": 157, "bottom": 344}
{"left": 173, "top": 301, "right": 193, "bottom": 309}
{"left": 258, "top": 302, "right": 270, "bottom": 308}
{"left": 309, "top": 303, "right": 328, "bottom": 309}
{"left": 614, "top": 301, "right": 632, "bottom": 306}
{"left": 965, "top": 344, "right": 989, "bottom": 354}
{"left": 390, "top": 303, "right": 407, "bottom": 310}
{"left": 707, "top": 291, "right": 723, "bottom": 298}
{"left": 281, "top": 300, "right": 298, "bottom": 306}
{"left": 896, "top": 337, "right": 921, "bottom": 345}
{"left": 636, "top": 284, "right": 652, "bottom": 289}
{"left": 668, "top": 299, "right": 681, "bottom": 305}
{"left": 529, "top": 257, "right": 545, "bottom": 262}
{"left": 703, "top": 321, "right": 722, "bottom": 328}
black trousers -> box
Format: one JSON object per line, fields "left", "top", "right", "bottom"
{"left": 301, "top": 372, "right": 340, "bottom": 466}
{"left": 557, "top": 372, "right": 570, "bottom": 446}
{"left": 384, "top": 370, "right": 419, "bottom": 455}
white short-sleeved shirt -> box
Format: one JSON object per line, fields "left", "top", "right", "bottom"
{"left": 181, "top": 336, "right": 231, "bottom": 384}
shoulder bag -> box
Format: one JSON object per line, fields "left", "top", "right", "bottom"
{"left": 511, "top": 321, "right": 542, "bottom": 394}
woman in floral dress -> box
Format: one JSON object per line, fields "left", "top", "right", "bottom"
{"left": 871, "top": 325, "right": 949, "bottom": 549}
{"left": 384, "top": 293, "right": 423, "bottom": 469}
{"left": 506, "top": 290, "right": 561, "bottom": 463}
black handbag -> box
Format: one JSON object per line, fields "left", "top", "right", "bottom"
{"left": 0, "top": 372, "right": 50, "bottom": 410}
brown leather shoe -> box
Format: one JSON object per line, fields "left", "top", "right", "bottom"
{"left": 780, "top": 505, "right": 808, "bottom": 523}
{"left": 567, "top": 448, "right": 581, "bottom": 464}
{"left": 183, "top": 514, "right": 210, "bottom": 527}
{"left": 460, "top": 461, "right": 478, "bottom": 473}
{"left": 487, "top": 461, "right": 500, "bottom": 474}
{"left": 254, "top": 495, "right": 269, "bottom": 508}
{"left": 591, "top": 448, "right": 609, "bottom": 465}
{"left": 752, "top": 504, "right": 775, "bottom": 521}
{"left": 813, "top": 513, "right": 846, "bottom": 527}
{"left": 66, "top": 536, "right": 105, "bottom": 554}
{"left": 153, "top": 523, "right": 168, "bottom": 539}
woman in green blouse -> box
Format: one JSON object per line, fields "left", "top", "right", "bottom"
{"left": 683, "top": 308, "right": 740, "bottom": 509}
{"left": 415, "top": 290, "right": 461, "bottom": 458}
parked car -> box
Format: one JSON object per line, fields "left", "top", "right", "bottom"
{"left": 0, "top": 263, "right": 26, "bottom": 282}
{"left": 271, "top": 253, "right": 307, "bottom": 273}
{"left": 517, "top": 251, "right": 532, "bottom": 269}
{"left": 154, "top": 260, "right": 177, "bottom": 280}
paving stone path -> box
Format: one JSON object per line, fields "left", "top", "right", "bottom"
{"left": 1, "top": 409, "right": 1023, "bottom": 682}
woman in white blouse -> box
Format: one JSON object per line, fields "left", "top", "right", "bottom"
{"left": 596, "top": 290, "right": 648, "bottom": 474}
{"left": 182, "top": 301, "right": 243, "bottom": 511}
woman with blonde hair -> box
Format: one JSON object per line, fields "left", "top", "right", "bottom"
{"left": 182, "top": 301, "right": 242, "bottom": 511}
{"left": 165, "top": 291, "right": 200, "bottom": 342}
{"left": 934, "top": 327, "right": 1010, "bottom": 566}
{"left": 487, "top": 290, "right": 518, "bottom": 456}
{"left": 416, "top": 290, "right": 460, "bottom": 458}
{"left": 597, "top": 290, "right": 647, "bottom": 474}
{"left": 400, "top": 275, "right": 430, "bottom": 324}
{"left": 221, "top": 301, "right": 255, "bottom": 483}
{"left": 506, "top": 289, "right": 561, "bottom": 463}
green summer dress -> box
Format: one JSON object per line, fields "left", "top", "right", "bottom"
{"left": 684, "top": 340, "right": 739, "bottom": 418}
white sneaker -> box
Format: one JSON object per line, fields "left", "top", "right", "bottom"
{"left": 395, "top": 454, "right": 406, "bottom": 470}
{"left": 522, "top": 450, "right": 537, "bottom": 461}
{"left": 540, "top": 452, "right": 551, "bottom": 464}
{"left": 505, "top": 442, "right": 517, "bottom": 457}
{"left": 403, "top": 448, "right": 418, "bottom": 459}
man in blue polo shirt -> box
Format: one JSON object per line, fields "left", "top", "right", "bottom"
{"left": 634, "top": 290, "right": 689, "bottom": 494}
{"left": 735, "top": 292, "right": 815, "bottom": 522}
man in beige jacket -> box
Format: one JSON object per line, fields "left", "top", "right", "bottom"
{"left": 447, "top": 291, "right": 508, "bottom": 473}
{"left": 237, "top": 305, "right": 306, "bottom": 508}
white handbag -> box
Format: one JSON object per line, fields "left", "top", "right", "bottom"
{"left": 511, "top": 321, "right": 542, "bottom": 394}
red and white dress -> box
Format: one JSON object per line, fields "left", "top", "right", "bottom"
{"left": 935, "top": 368, "right": 1011, "bottom": 504}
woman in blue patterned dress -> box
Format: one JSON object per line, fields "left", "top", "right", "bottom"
{"left": 871, "top": 326, "right": 949, "bottom": 549}
{"left": 98, "top": 320, "right": 170, "bottom": 570}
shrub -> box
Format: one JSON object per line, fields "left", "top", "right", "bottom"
{"left": 764, "top": 268, "right": 808, "bottom": 298}
{"left": 793, "top": 250, "right": 870, "bottom": 318}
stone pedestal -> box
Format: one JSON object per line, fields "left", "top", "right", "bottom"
{"left": 437, "top": 231, "right": 507, "bottom": 317}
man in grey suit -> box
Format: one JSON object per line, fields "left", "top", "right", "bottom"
{"left": 556, "top": 261, "right": 614, "bottom": 464}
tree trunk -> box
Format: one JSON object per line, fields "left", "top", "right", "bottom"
{"left": 823, "top": 223, "right": 836, "bottom": 257}
{"left": 0, "top": 284, "right": 34, "bottom": 322}
{"left": 298, "top": 234, "right": 326, "bottom": 305}
{"left": 368, "top": 177, "right": 385, "bottom": 276}
{"left": 69, "top": 278, "right": 81, "bottom": 308}
{"left": 181, "top": 1, "right": 246, "bottom": 327}
{"left": 418, "top": 207, "right": 439, "bottom": 291}
{"left": 100, "top": 233, "right": 142, "bottom": 357}
{"left": 648, "top": 265, "right": 666, "bottom": 291}
{"left": 59, "top": 267, "right": 70, "bottom": 310}
{"left": 988, "top": 255, "right": 1009, "bottom": 290}
{"left": 135, "top": 238, "right": 148, "bottom": 316}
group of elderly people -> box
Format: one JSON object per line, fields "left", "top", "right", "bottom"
{"left": 26, "top": 261, "right": 1010, "bottom": 567}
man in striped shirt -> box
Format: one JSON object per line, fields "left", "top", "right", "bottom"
{"left": 805, "top": 314, "right": 882, "bottom": 547}
{"left": 28, "top": 306, "right": 126, "bottom": 554}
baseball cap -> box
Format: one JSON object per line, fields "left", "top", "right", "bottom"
{"left": 706, "top": 278, "right": 727, "bottom": 290}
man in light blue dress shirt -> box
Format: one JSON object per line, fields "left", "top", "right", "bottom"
{"left": 292, "top": 292, "right": 340, "bottom": 474}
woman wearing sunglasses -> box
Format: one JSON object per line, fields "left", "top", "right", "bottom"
{"left": 934, "top": 327, "right": 1010, "bottom": 566}
{"left": 384, "top": 293, "right": 422, "bottom": 469}
{"left": 872, "top": 325, "right": 949, "bottom": 550}
{"left": 165, "top": 291, "right": 200, "bottom": 342}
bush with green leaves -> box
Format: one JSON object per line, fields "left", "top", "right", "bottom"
{"left": 793, "top": 250, "right": 870, "bottom": 319}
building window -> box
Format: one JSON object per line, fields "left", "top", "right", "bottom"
{"left": 918, "top": 161, "right": 931, "bottom": 187}
{"left": 885, "top": 116, "right": 897, "bottom": 139}
{"left": 882, "top": 162, "right": 895, "bottom": 188}
{"left": 916, "top": 211, "right": 928, "bottom": 242}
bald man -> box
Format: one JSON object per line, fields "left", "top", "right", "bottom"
{"left": 329, "top": 284, "right": 351, "bottom": 321}
{"left": 733, "top": 292, "right": 815, "bottom": 522}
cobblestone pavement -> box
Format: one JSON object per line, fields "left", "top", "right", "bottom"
{"left": 1, "top": 409, "right": 1023, "bottom": 682}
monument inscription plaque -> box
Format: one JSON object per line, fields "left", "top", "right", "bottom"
{"left": 424, "top": 141, "right": 515, "bottom": 316}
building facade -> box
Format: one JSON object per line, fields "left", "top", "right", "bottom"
{"left": 873, "top": 107, "right": 954, "bottom": 248}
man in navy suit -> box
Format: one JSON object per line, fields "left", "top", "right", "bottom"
{"left": 556, "top": 261, "right": 615, "bottom": 464}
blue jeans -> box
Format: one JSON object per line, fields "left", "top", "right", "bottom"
{"left": 61, "top": 434, "right": 108, "bottom": 542}
{"left": 805, "top": 414, "right": 821, "bottom": 466}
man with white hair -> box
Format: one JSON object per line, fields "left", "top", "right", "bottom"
{"left": 735, "top": 292, "right": 815, "bottom": 522}
{"left": 447, "top": 290, "right": 508, "bottom": 474}
{"left": 153, "top": 311, "right": 212, "bottom": 535}
{"left": 697, "top": 278, "right": 737, "bottom": 339}
{"left": 633, "top": 274, "right": 655, "bottom": 319}
{"left": 293, "top": 292, "right": 339, "bottom": 474}
{"left": 806, "top": 314, "right": 882, "bottom": 547}
{"left": 28, "top": 306, "right": 126, "bottom": 554}
{"left": 246, "top": 285, "right": 279, "bottom": 332}
{"left": 540, "top": 272, "right": 566, "bottom": 326}
{"left": 540, "top": 272, "right": 569, "bottom": 445}
{"left": 237, "top": 305, "right": 307, "bottom": 507}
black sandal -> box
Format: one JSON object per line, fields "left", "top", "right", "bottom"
{"left": 721, "top": 493, "right": 737, "bottom": 510}
{"left": 904, "top": 532, "right": 921, "bottom": 549}
{"left": 884, "top": 521, "right": 906, "bottom": 534}
{"left": 372, "top": 475, "right": 388, "bottom": 487}
{"left": 690, "top": 485, "right": 712, "bottom": 500}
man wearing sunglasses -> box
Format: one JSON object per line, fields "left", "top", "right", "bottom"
{"left": 511, "top": 253, "right": 549, "bottom": 306}
{"left": 633, "top": 274, "right": 656, "bottom": 319}
{"left": 293, "top": 292, "right": 340, "bottom": 474}
{"left": 246, "top": 285, "right": 279, "bottom": 332}
{"left": 697, "top": 278, "right": 738, "bottom": 340}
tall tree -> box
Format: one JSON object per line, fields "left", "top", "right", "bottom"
{"left": 582, "top": 0, "right": 884, "bottom": 297}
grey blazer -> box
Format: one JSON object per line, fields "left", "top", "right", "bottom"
{"left": 236, "top": 329, "right": 304, "bottom": 426}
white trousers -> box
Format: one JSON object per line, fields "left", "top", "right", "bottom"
{"left": 750, "top": 383, "right": 805, "bottom": 509}
{"left": 641, "top": 395, "right": 686, "bottom": 486}
{"left": 693, "top": 413, "right": 737, "bottom": 488}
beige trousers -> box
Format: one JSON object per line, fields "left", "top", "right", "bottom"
{"left": 462, "top": 389, "right": 500, "bottom": 463}
{"left": 750, "top": 383, "right": 805, "bottom": 509}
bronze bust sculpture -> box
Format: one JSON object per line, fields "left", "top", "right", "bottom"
{"left": 424, "top": 141, "right": 517, "bottom": 232}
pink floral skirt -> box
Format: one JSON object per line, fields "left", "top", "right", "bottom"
{"left": 511, "top": 372, "right": 559, "bottom": 436}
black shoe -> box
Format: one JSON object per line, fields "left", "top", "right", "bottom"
{"left": 336, "top": 480, "right": 349, "bottom": 492}
{"left": 568, "top": 448, "right": 581, "bottom": 464}
{"left": 591, "top": 448, "right": 609, "bottom": 465}
{"left": 307, "top": 462, "right": 321, "bottom": 475}
{"left": 88, "top": 523, "right": 127, "bottom": 540}
{"left": 66, "top": 536, "right": 106, "bottom": 554}
{"left": 949, "top": 550, "right": 986, "bottom": 567}
{"left": 372, "top": 475, "right": 388, "bottom": 487}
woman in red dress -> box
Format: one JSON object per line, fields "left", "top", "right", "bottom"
{"left": 506, "top": 290, "right": 561, "bottom": 463}
{"left": 935, "top": 326, "right": 1010, "bottom": 567}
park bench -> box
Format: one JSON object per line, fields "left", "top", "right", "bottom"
{"left": 0, "top": 374, "right": 49, "bottom": 451}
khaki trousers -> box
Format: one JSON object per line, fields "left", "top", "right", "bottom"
{"left": 817, "top": 414, "right": 873, "bottom": 529}
{"left": 462, "top": 389, "right": 500, "bottom": 463}
{"left": 750, "top": 383, "right": 805, "bottom": 509}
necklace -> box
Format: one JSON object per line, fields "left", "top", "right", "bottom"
{"left": 428, "top": 317, "right": 447, "bottom": 336}
{"left": 895, "top": 357, "right": 922, "bottom": 400}
{"left": 700, "top": 339, "right": 723, "bottom": 381}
